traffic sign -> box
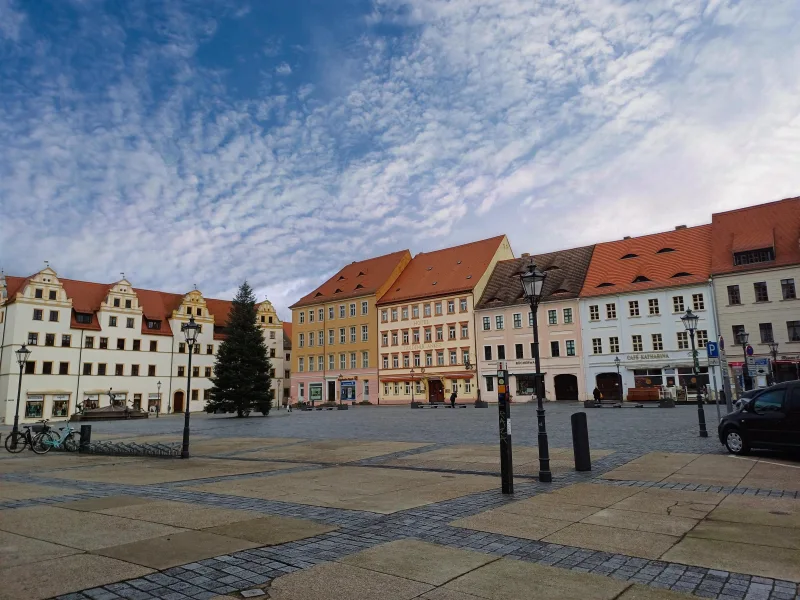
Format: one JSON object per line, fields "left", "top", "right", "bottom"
{"left": 706, "top": 342, "right": 719, "bottom": 359}
{"left": 746, "top": 344, "right": 754, "bottom": 356}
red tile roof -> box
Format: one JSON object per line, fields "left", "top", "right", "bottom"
{"left": 711, "top": 196, "right": 800, "bottom": 275}
{"left": 580, "top": 225, "right": 712, "bottom": 297}
{"left": 377, "top": 236, "right": 508, "bottom": 305}
{"left": 282, "top": 322, "right": 292, "bottom": 340}
{"left": 289, "top": 250, "right": 411, "bottom": 309}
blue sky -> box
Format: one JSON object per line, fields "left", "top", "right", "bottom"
{"left": 1, "top": 0, "right": 799, "bottom": 318}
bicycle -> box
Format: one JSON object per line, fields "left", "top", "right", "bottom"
{"left": 37, "top": 421, "right": 82, "bottom": 453}
{"left": 4, "top": 421, "right": 52, "bottom": 454}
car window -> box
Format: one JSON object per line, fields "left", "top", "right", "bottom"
{"left": 791, "top": 386, "right": 800, "bottom": 412}
{"left": 753, "top": 388, "right": 785, "bottom": 413}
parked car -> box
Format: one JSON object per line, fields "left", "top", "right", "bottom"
{"left": 718, "top": 381, "right": 800, "bottom": 454}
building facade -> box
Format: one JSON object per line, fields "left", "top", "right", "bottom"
{"left": 289, "top": 250, "right": 412, "bottom": 405}
{"left": 475, "top": 246, "right": 594, "bottom": 402}
{"left": 710, "top": 197, "right": 800, "bottom": 387}
{"left": 0, "top": 268, "right": 284, "bottom": 423}
{"left": 578, "top": 225, "right": 719, "bottom": 400}
{"left": 375, "top": 236, "right": 514, "bottom": 405}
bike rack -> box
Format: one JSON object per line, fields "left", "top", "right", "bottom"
{"left": 82, "top": 440, "right": 181, "bottom": 458}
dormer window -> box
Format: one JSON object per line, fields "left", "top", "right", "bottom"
{"left": 733, "top": 247, "right": 774, "bottom": 266}
{"left": 146, "top": 319, "right": 161, "bottom": 330}
{"left": 596, "top": 282, "right": 615, "bottom": 288}
{"left": 75, "top": 313, "right": 93, "bottom": 325}
{"left": 632, "top": 275, "right": 651, "bottom": 283}
{"left": 355, "top": 284, "right": 364, "bottom": 289}
{"left": 621, "top": 253, "right": 638, "bottom": 259}
{"left": 186, "top": 307, "right": 192, "bottom": 315}
{"left": 671, "top": 272, "right": 692, "bottom": 278}
{"left": 334, "top": 288, "right": 342, "bottom": 294}
{"left": 656, "top": 248, "right": 675, "bottom": 253}
{"left": 544, "top": 266, "right": 560, "bottom": 271}
{"left": 113, "top": 298, "right": 120, "bottom": 307}
{"left": 337, "top": 275, "right": 346, "bottom": 281}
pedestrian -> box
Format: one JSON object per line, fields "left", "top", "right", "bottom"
{"left": 155, "top": 404, "right": 160, "bottom": 419}
{"left": 592, "top": 387, "right": 602, "bottom": 403}
{"left": 450, "top": 389, "right": 457, "bottom": 408}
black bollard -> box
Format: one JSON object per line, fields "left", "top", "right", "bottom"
{"left": 571, "top": 412, "right": 591, "bottom": 472}
{"left": 79, "top": 424, "right": 92, "bottom": 453}
{"left": 496, "top": 364, "right": 513, "bottom": 494}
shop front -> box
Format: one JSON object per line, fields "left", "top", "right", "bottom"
{"left": 340, "top": 379, "right": 356, "bottom": 402}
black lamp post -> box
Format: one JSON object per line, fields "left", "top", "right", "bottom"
{"left": 519, "top": 263, "right": 552, "bottom": 483}
{"left": 181, "top": 315, "right": 200, "bottom": 459}
{"left": 410, "top": 367, "right": 415, "bottom": 406}
{"left": 768, "top": 341, "right": 779, "bottom": 384}
{"left": 736, "top": 329, "right": 751, "bottom": 392}
{"left": 157, "top": 380, "right": 162, "bottom": 417}
{"left": 614, "top": 356, "right": 622, "bottom": 400}
{"left": 681, "top": 309, "right": 708, "bottom": 438}
{"left": 9, "top": 344, "right": 32, "bottom": 449}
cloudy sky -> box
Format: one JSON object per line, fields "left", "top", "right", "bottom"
{"left": 1, "top": 0, "right": 799, "bottom": 318}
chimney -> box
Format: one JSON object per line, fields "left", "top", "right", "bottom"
{"left": 675, "top": 225, "right": 687, "bottom": 230}
{"left": 623, "top": 236, "right": 631, "bottom": 240}
{"left": 521, "top": 253, "right": 530, "bottom": 257}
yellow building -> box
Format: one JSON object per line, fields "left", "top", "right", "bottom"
{"left": 289, "top": 250, "right": 411, "bottom": 404}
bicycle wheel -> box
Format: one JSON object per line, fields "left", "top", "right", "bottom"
{"left": 4, "top": 431, "right": 28, "bottom": 453}
{"left": 64, "top": 432, "right": 81, "bottom": 452}
{"left": 32, "top": 430, "right": 58, "bottom": 454}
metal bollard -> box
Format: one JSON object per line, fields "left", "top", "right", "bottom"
{"left": 79, "top": 424, "right": 92, "bottom": 452}
{"left": 571, "top": 412, "right": 591, "bottom": 472}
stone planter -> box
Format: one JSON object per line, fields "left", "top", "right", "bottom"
{"left": 337, "top": 404, "right": 349, "bottom": 410}
{"left": 474, "top": 400, "right": 489, "bottom": 408}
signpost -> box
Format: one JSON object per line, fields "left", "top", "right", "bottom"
{"left": 706, "top": 342, "right": 721, "bottom": 421}
{"left": 718, "top": 336, "right": 734, "bottom": 413}
{"left": 496, "top": 362, "right": 513, "bottom": 494}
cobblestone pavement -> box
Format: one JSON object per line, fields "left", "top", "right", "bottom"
{"left": 1, "top": 406, "right": 798, "bottom": 600}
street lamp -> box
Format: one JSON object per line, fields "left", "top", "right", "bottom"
{"left": 157, "top": 380, "right": 162, "bottom": 417}
{"left": 768, "top": 341, "right": 779, "bottom": 384}
{"left": 736, "top": 329, "right": 751, "bottom": 392}
{"left": 614, "top": 356, "right": 622, "bottom": 400}
{"left": 519, "top": 263, "right": 552, "bottom": 483}
{"left": 180, "top": 315, "right": 200, "bottom": 459}
{"left": 9, "top": 344, "right": 32, "bottom": 449}
{"left": 681, "top": 309, "right": 708, "bottom": 438}
{"left": 410, "top": 367, "right": 415, "bottom": 406}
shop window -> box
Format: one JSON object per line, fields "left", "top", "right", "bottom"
{"left": 51, "top": 398, "right": 69, "bottom": 417}
{"left": 25, "top": 397, "right": 44, "bottom": 418}
{"left": 634, "top": 369, "right": 663, "bottom": 388}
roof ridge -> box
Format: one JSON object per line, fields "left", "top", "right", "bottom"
{"left": 713, "top": 196, "right": 800, "bottom": 218}
{"left": 413, "top": 234, "right": 505, "bottom": 257}
{"left": 592, "top": 223, "right": 712, "bottom": 246}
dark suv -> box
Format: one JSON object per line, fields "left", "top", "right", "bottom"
{"left": 718, "top": 381, "right": 800, "bottom": 454}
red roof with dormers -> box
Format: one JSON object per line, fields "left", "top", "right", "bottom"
{"left": 580, "top": 225, "right": 712, "bottom": 297}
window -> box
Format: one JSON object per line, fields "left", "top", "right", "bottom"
{"left": 697, "top": 330, "right": 708, "bottom": 348}
{"left": 754, "top": 282, "right": 769, "bottom": 302}
{"left": 753, "top": 388, "right": 784, "bottom": 413}
{"left": 298, "top": 333, "right": 305, "bottom": 348}
{"left": 628, "top": 301, "right": 640, "bottom": 317}
{"left": 759, "top": 323, "right": 774, "bottom": 343}
{"left": 308, "top": 310, "right": 314, "bottom": 323}
{"left": 460, "top": 299, "right": 468, "bottom": 312}
{"left": 381, "top": 310, "right": 389, "bottom": 322}
{"left": 448, "top": 325, "right": 456, "bottom": 340}
{"left": 403, "top": 330, "right": 409, "bottom": 344}
{"left": 425, "top": 353, "right": 433, "bottom": 366}
{"left": 206, "top": 344, "right": 213, "bottom": 355}
{"left": 33, "top": 309, "right": 43, "bottom": 321}
{"left": 350, "top": 353, "right": 357, "bottom": 369}
{"left": 114, "top": 298, "right": 120, "bottom": 307}
{"left": 60, "top": 334, "right": 71, "bottom": 347}
{"left": 515, "top": 343, "right": 524, "bottom": 359}
{"left": 364, "top": 381, "right": 370, "bottom": 399}
{"left": 299, "top": 383, "right": 305, "bottom": 398}
{"left": 450, "top": 350, "right": 457, "bottom": 365}
{"left": 781, "top": 278, "right": 796, "bottom": 300}
{"left": 27, "top": 332, "right": 38, "bottom": 345}
{"left": 98, "top": 364, "right": 107, "bottom": 376}
{"left": 592, "top": 338, "right": 602, "bottom": 354}
{"left": 384, "top": 383, "right": 390, "bottom": 396}
{"left": 648, "top": 299, "right": 660, "bottom": 315}
{"left": 436, "top": 327, "right": 444, "bottom": 341}
{"left": 483, "top": 316, "right": 491, "bottom": 330}
{"left": 727, "top": 286, "right": 741, "bottom": 305}
{"left": 382, "top": 355, "right": 389, "bottom": 369}
{"left": 382, "top": 333, "right": 389, "bottom": 347}
{"left": 589, "top": 305, "right": 599, "bottom": 321}
{"left": 329, "top": 354, "right": 335, "bottom": 369}
{"left": 425, "top": 328, "right": 432, "bottom": 342}
{"left": 669, "top": 296, "right": 684, "bottom": 314}
{"left": 299, "top": 312, "right": 305, "bottom": 324}
{"left": 788, "top": 321, "right": 800, "bottom": 342}
{"left": 131, "top": 365, "right": 140, "bottom": 376}
{"left": 392, "top": 355, "right": 399, "bottom": 368}
{"left": 308, "top": 331, "right": 315, "bottom": 347}
{"left": 126, "top": 317, "right": 134, "bottom": 329}
{"left": 414, "top": 354, "right": 421, "bottom": 367}
{"left": 362, "top": 351, "right": 369, "bottom": 368}
{"left": 191, "top": 389, "right": 199, "bottom": 401}
{"left": 125, "top": 299, "right": 132, "bottom": 309}
{"left": 391, "top": 308, "right": 398, "bottom": 321}
{"left": 145, "top": 319, "right": 160, "bottom": 330}
{"left": 203, "top": 366, "right": 211, "bottom": 378}
{"left": 317, "top": 356, "right": 324, "bottom": 371}
{"left": 550, "top": 341, "right": 560, "bottom": 357}
{"left": 340, "top": 353, "right": 347, "bottom": 369}
{"left": 327, "top": 329, "right": 333, "bottom": 345}
{"left": 115, "top": 364, "right": 124, "bottom": 376}
{"left": 59, "top": 362, "right": 69, "bottom": 375}
{"left": 437, "top": 351, "right": 445, "bottom": 366}
{"left": 461, "top": 324, "right": 469, "bottom": 338}
{"left": 734, "top": 247, "right": 775, "bottom": 266}
{"left": 76, "top": 313, "right": 93, "bottom": 324}
{"left": 83, "top": 363, "right": 92, "bottom": 375}
{"left": 651, "top": 333, "right": 663, "bottom": 351}
{"left": 509, "top": 313, "right": 521, "bottom": 329}
{"left": 339, "top": 305, "right": 345, "bottom": 318}
{"left": 35, "top": 288, "right": 43, "bottom": 299}
{"left": 462, "top": 350, "right": 470, "bottom": 365}
{"left": 609, "top": 337, "right": 619, "bottom": 353}
{"left": 548, "top": 310, "right": 557, "bottom": 324}
{"left": 298, "top": 358, "right": 304, "bottom": 372}
{"left": 99, "top": 337, "right": 108, "bottom": 349}
{"left": 447, "top": 300, "right": 455, "bottom": 314}
{"left": 412, "top": 305, "right": 419, "bottom": 318}
{"left": 692, "top": 293, "right": 705, "bottom": 310}
{"left": 45, "top": 334, "right": 55, "bottom": 347}
{"left": 464, "top": 379, "right": 472, "bottom": 394}
{"left": 49, "top": 310, "right": 59, "bottom": 322}
{"left": 566, "top": 340, "right": 576, "bottom": 356}
{"left": 308, "top": 355, "right": 315, "bottom": 371}
{"left": 486, "top": 376, "right": 494, "bottom": 392}
{"left": 435, "top": 302, "right": 443, "bottom": 315}
{"left": 606, "top": 304, "right": 616, "bottom": 319}
{"left": 392, "top": 332, "right": 399, "bottom": 345}
{"left": 495, "top": 315, "right": 504, "bottom": 330}
{"left": 361, "top": 325, "right": 368, "bottom": 341}
{"left": 148, "top": 365, "right": 156, "bottom": 376}
{"left": 497, "top": 345, "right": 506, "bottom": 360}
{"left": 394, "top": 382, "right": 400, "bottom": 395}
{"left": 109, "top": 316, "right": 117, "bottom": 327}
{"left": 528, "top": 311, "right": 533, "bottom": 326}
{"left": 631, "top": 335, "right": 643, "bottom": 352}
{"left": 340, "top": 328, "right": 346, "bottom": 344}
{"left": 317, "top": 308, "right": 323, "bottom": 321}
{"left": 424, "top": 304, "right": 431, "bottom": 317}
{"left": 563, "top": 308, "right": 573, "bottom": 324}
{"left": 84, "top": 336, "right": 94, "bottom": 349}
{"left": 329, "top": 306, "right": 335, "bottom": 320}
{"left": 732, "top": 324, "right": 745, "bottom": 344}
{"left": 117, "top": 339, "right": 125, "bottom": 351}
{"left": 42, "top": 362, "right": 53, "bottom": 375}
{"left": 349, "top": 303, "right": 356, "bottom": 317}
{"left": 484, "top": 346, "right": 492, "bottom": 360}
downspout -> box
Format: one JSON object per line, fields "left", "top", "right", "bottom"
{"left": 322, "top": 304, "right": 327, "bottom": 402}
{"left": 75, "top": 329, "right": 84, "bottom": 413}
{"left": 708, "top": 276, "right": 733, "bottom": 411}
{"left": 471, "top": 295, "right": 479, "bottom": 402}
{"left": 167, "top": 331, "right": 175, "bottom": 413}
{"left": 0, "top": 303, "right": 7, "bottom": 423}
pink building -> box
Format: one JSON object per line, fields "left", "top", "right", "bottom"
{"left": 475, "top": 246, "right": 594, "bottom": 402}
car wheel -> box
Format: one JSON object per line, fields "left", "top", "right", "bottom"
{"left": 724, "top": 428, "right": 749, "bottom": 455}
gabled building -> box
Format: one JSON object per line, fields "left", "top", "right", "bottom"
{"left": 0, "top": 267, "right": 283, "bottom": 423}
{"left": 710, "top": 197, "right": 800, "bottom": 386}
{"left": 475, "top": 245, "right": 594, "bottom": 402}
{"left": 288, "top": 250, "right": 412, "bottom": 405}
{"left": 578, "top": 225, "right": 718, "bottom": 400}
{"left": 375, "top": 236, "right": 514, "bottom": 405}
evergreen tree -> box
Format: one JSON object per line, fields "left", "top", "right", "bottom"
{"left": 207, "top": 281, "right": 272, "bottom": 417}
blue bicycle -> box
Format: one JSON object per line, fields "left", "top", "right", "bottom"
{"left": 35, "top": 420, "right": 82, "bottom": 453}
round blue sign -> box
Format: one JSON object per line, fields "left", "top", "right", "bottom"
{"left": 746, "top": 344, "right": 754, "bottom": 356}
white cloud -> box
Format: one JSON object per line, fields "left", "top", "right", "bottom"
{"left": 275, "top": 62, "right": 292, "bottom": 75}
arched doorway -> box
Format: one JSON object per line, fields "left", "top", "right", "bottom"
{"left": 595, "top": 373, "right": 622, "bottom": 401}
{"left": 173, "top": 391, "right": 184, "bottom": 413}
{"left": 554, "top": 374, "right": 579, "bottom": 400}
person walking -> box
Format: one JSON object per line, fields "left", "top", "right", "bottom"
{"left": 592, "top": 387, "right": 602, "bottom": 403}
{"left": 449, "top": 389, "right": 457, "bottom": 408}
